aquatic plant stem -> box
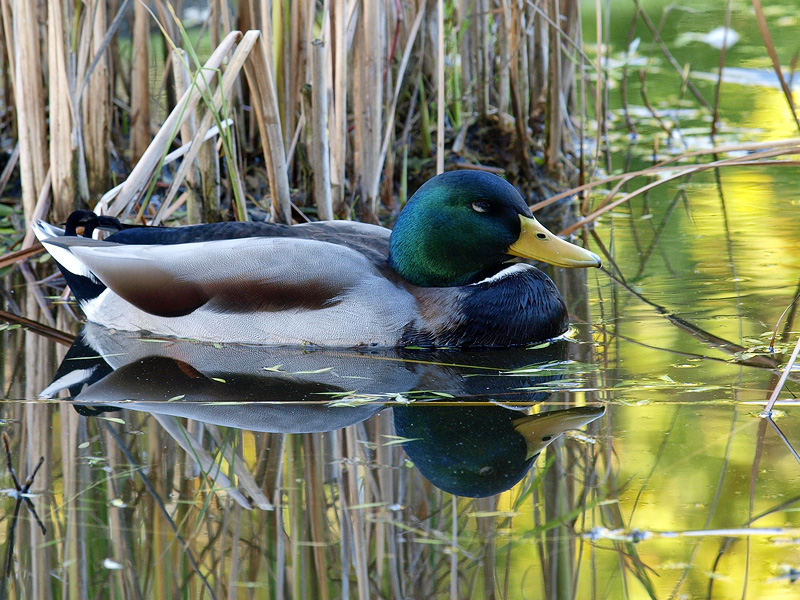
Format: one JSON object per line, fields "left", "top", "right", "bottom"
{"left": 762, "top": 335, "right": 800, "bottom": 415}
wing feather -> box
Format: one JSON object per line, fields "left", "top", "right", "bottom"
{"left": 45, "top": 236, "right": 385, "bottom": 317}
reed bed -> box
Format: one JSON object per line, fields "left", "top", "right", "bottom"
{"left": 0, "top": 0, "right": 587, "bottom": 230}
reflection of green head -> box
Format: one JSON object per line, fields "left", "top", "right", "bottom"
{"left": 393, "top": 404, "right": 604, "bottom": 498}
{"left": 393, "top": 404, "right": 532, "bottom": 497}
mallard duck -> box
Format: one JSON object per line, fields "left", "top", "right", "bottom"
{"left": 34, "top": 170, "right": 600, "bottom": 347}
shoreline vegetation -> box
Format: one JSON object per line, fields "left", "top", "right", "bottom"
{"left": 0, "top": 2, "right": 797, "bottom": 240}
{"left": 0, "top": 0, "right": 588, "bottom": 232}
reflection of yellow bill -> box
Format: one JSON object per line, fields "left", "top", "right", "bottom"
{"left": 513, "top": 406, "right": 605, "bottom": 460}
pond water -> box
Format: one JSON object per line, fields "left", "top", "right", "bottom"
{"left": 3, "top": 4, "right": 800, "bottom": 600}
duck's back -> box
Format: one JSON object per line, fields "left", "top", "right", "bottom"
{"left": 108, "top": 220, "right": 392, "bottom": 266}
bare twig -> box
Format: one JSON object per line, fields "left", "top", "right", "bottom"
{"left": 762, "top": 335, "right": 800, "bottom": 415}
{"left": 0, "top": 308, "right": 75, "bottom": 346}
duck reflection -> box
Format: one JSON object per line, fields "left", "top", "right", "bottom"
{"left": 43, "top": 323, "right": 603, "bottom": 498}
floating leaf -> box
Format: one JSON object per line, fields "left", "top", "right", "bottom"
{"left": 382, "top": 435, "right": 420, "bottom": 446}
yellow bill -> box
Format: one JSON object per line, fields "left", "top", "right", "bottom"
{"left": 508, "top": 215, "right": 602, "bottom": 268}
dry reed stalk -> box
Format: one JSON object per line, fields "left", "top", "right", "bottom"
{"left": 353, "top": 0, "right": 384, "bottom": 220}
{"left": 47, "top": 0, "right": 75, "bottom": 223}
{"left": 0, "top": 1, "right": 13, "bottom": 99}
{"left": 560, "top": 0, "right": 579, "bottom": 121}
{"left": 436, "top": 0, "right": 445, "bottom": 175}
{"left": 285, "top": 0, "right": 308, "bottom": 162}
{"left": 507, "top": 0, "right": 532, "bottom": 179}
{"left": 172, "top": 48, "right": 202, "bottom": 223}
{"left": 528, "top": 2, "right": 546, "bottom": 120}
{"left": 80, "top": 0, "right": 111, "bottom": 197}
{"left": 497, "top": 1, "right": 511, "bottom": 117}
{"left": 517, "top": 1, "right": 531, "bottom": 120}
{"left": 456, "top": 1, "right": 472, "bottom": 117}
{"left": 208, "top": 0, "right": 221, "bottom": 47}
{"left": 545, "top": 0, "right": 564, "bottom": 174}
{"left": 21, "top": 169, "right": 51, "bottom": 249}
{"left": 106, "top": 31, "right": 242, "bottom": 217}
{"left": 240, "top": 31, "right": 292, "bottom": 223}
{"left": 0, "top": 144, "right": 18, "bottom": 200}
{"left": 170, "top": 45, "right": 221, "bottom": 223}
{"left": 0, "top": 243, "right": 43, "bottom": 270}
{"left": 329, "top": 0, "right": 348, "bottom": 214}
{"left": 130, "top": 0, "right": 151, "bottom": 163}
{"left": 592, "top": 0, "right": 605, "bottom": 174}
{"left": 311, "top": 39, "right": 333, "bottom": 221}
{"left": 370, "top": 4, "right": 425, "bottom": 202}
{"left": 9, "top": 0, "right": 48, "bottom": 224}
{"left": 474, "top": 0, "right": 489, "bottom": 116}
{"left": 0, "top": 306, "right": 74, "bottom": 346}
{"left": 527, "top": 137, "right": 800, "bottom": 222}
{"left": 196, "top": 139, "right": 221, "bottom": 223}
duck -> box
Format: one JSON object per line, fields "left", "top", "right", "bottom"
{"left": 33, "top": 170, "right": 601, "bottom": 347}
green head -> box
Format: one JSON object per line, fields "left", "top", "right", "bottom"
{"left": 388, "top": 171, "right": 601, "bottom": 287}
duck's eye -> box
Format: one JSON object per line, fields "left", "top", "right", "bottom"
{"left": 541, "top": 435, "right": 553, "bottom": 442}
{"left": 471, "top": 201, "right": 490, "bottom": 213}
{"left": 536, "top": 233, "right": 548, "bottom": 240}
